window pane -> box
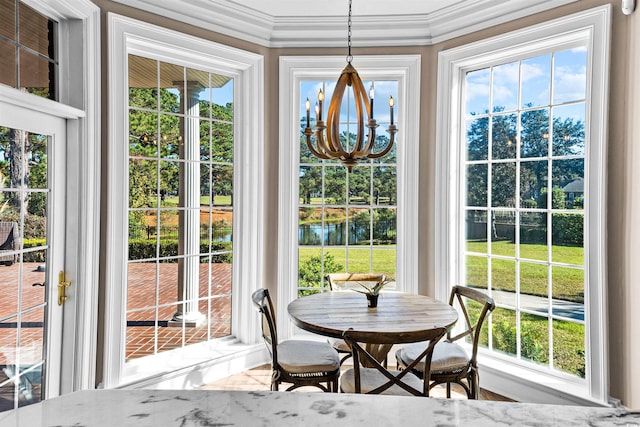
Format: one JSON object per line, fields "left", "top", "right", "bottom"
{"left": 348, "top": 167, "right": 371, "bottom": 205}
{"left": 298, "top": 207, "right": 322, "bottom": 246}
{"left": 466, "top": 117, "right": 489, "bottom": 161}
{"left": 551, "top": 213, "right": 584, "bottom": 264}
{"left": 521, "top": 313, "right": 549, "bottom": 366}
{"left": 373, "top": 208, "right": 396, "bottom": 245}
{"left": 466, "top": 210, "right": 487, "bottom": 254}
{"left": 552, "top": 49, "right": 587, "bottom": 104}
{"left": 492, "top": 259, "right": 515, "bottom": 307}
{"left": 520, "top": 212, "right": 547, "bottom": 260}
{"left": 373, "top": 166, "right": 396, "bottom": 205}
{"left": 520, "top": 161, "right": 548, "bottom": 208}
{"left": 551, "top": 265, "right": 584, "bottom": 316}
{"left": 492, "top": 308, "right": 517, "bottom": 356}
{"left": 520, "top": 108, "right": 549, "bottom": 158}
{"left": 491, "top": 114, "right": 517, "bottom": 159}
{"left": 466, "top": 164, "right": 487, "bottom": 207}
{"left": 521, "top": 55, "right": 551, "bottom": 108}
{"left": 20, "top": 49, "right": 54, "bottom": 100}
{"left": 349, "top": 207, "right": 370, "bottom": 245}
{"left": 552, "top": 103, "right": 585, "bottom": 157}
{"left": 299, "top": 166, "right": 322, "bottom": 205}
{"left": 491, "top": 210, "right": 515, "bottom": 257}
{"left": 465, "top": 255, "right": 487, "bottom": 288}
{"left": 325, "top": 166, "right": 346, "bottom": 204}
{"left": 552, "top": 319, "right": 585, "bottom": 378}
{"left": 465, "top": 68, "right": 490, "bottom": 115}
{"left": 492, "top": 62, "right": 519, "bottom": 112}
{"left": 491, "top": 163, "right": 516, "bottom": 207}
{"left": 18, "top": 2, "right": 55, "bottom": 58}
{"left": 520, "top": 262, "right": 549, "bottom": 312}
{"left": 0, "top": 39, "right": 16, "bottom": 87}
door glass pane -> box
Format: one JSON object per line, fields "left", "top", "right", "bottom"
{"left": 0, "top": 126, "right": 50, "bottom": 411}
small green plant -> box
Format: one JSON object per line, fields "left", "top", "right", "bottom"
{"left": 353, "top": 279, "right": 389, "bottom": 296}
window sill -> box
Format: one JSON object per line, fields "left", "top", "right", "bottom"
{"left": 478, "top": 353, "right": 610, "bottom": 407}
{"left": 116, "top": 337, "right": 267, "bottom": 389}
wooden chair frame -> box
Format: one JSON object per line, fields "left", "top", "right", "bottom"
{"left": 397, "top": 285, "right": 495, "bottom": 399}
{"left": 251, "top": 288, "right": 340, "bottom": 392}
{"left": 325, "top": 273, "right": 386, "bottom": 366}
{"left": 342, "top": 326, "right": 447, "bottom": 396}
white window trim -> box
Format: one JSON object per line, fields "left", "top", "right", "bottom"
{"left": 106, "top": 14, "right": 264, "bottom": 388}
{"left": 435, "top": 6, "right": 610, "bottom": 405}
{"left": 1, "top": 0, "right": 102, "bottom": 394}
{"left": 278, "top": 55, "right": 421, "bottom": 339}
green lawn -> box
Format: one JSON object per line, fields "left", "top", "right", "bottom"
{"left": 466, "top": 240, "right": 584, "bottom": 303}
{"left": 298, "top": 246, "right": 396, "bottom": 280}
{"left": 162, "top": 195, "right": 231, "bottom": 206}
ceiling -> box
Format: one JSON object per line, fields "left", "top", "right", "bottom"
{"left": 116, "top": 0, "right": 580, "bottom": 47}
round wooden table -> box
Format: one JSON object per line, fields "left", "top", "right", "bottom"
{"left": 288, "top": 291, "right": 458, "bottom": 359}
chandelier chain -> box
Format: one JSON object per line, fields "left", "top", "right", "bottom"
{"left": 347, "top": 0, "right": 353, "bottom": 63}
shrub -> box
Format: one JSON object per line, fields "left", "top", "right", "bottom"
{"left": 128, "top": 239, "right": 232, "bottom": 263}
{"left": 298, "top": 253, "right": 343, "bottom": 296}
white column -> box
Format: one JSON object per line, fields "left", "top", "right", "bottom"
{"left": 172, "top": 81, "right": 205, "bottom": 327}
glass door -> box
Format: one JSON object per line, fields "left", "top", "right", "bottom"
{"left": 0, "top": 103, "right": 66, "bottom": 411}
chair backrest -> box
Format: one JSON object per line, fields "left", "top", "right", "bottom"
{"left": 447, "top": 285, "right": 496, "bottom": 365}
{"left": 325, "top": 273, "right": 386, "bottom": 292}
{"left": 342, "top": 326, "right": 447, "bottom": 396}
{"left": 251, "top": 288, "right": 278, "bottom": 366}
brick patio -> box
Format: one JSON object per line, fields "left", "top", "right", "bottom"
{"left": 0, "top": 261, "right": 232, "bottom": 410}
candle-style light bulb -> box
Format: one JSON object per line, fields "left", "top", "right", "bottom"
{"left": 318, "top": 89, "right": 324, "bottom": 121}
{"left": 369, "top": 84, "right": 374, "bottom": 119}
{"left": 389, "top": 96, "right": 394, "bottom": 125}
{"left": 305, "top": 98, "right": 310, "bottom": 128}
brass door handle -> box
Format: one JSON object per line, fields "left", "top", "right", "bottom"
{"left": 58, "top": 271, "right": 70, "bottom": 306}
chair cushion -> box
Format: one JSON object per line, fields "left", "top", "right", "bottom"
{"left": 327, "top": 337, "right": 351, "bottom": 352}
{"left": 277, "top": 340, "right": 340, "bottom": 374}
{"left": 340, "top": 368, "right": 424, "bottom": 396}
{"left": 397, "top": 341, "right": 470, "bottom": 374}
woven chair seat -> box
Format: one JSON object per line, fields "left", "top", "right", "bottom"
{"left": 278, "top": 340, "right": 340, "bottom": 374}
{"left": 396, "top": 341, "right": 469, "bottom": 374}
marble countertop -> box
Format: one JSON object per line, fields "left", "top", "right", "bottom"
{"left": 1, "top": 389, "right": 639, "bottom": 426}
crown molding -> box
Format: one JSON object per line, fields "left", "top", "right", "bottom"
{"left": 114, "top": 0, "right": 580, "bottom": 47}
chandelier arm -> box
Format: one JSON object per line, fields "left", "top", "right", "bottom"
{"left": 306, "top": 133, "right": 332, "bottom": 160}
{"left": 326, "top": 73, "right": 350, "bottom": 157}
{"left": 362, "top": 132, "right": 395, "bottom": 159}
{"left": 351, "top": 74, "right": 369, "bottom": 154}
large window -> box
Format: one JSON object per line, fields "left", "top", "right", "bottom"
{"left": 464, "top": 50, "right": 586, "bottom": 376}
{"left": 279, "top": 55, "right": 421, "bottom": 337}
{"left": 297, "top": 80, "right": 398, "bottom": 296}
{"left": 436, "top": 7, "right": 610, "bottom": 404}
{"left": 126, "top": 55, "right": 234, "bottom": 360}
{"left": 106, "top": 16, "right": 264, "bottom": 387}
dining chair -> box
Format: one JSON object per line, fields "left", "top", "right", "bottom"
{"left": 395, "top": 285, "right": 495, "bottom": 399}
{"left": 340, "top": 326, "right": 447, "bottom": 396}
{"left": 251, "top": 288, "right": 341, "bottom": 392}
{"left": 325, "top": 273, "right": 386, "bottom": 366}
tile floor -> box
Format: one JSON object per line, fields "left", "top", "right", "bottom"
{"left": 200, "top": 363, "right": 513, "bottom": 401}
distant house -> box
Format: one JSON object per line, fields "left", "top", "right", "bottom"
{"left": 563, "top": 177, "right": 584, "bottom": 201}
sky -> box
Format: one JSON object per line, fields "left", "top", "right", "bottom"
{"left": 465, "top": 47, "right": 587, "bottom": 124}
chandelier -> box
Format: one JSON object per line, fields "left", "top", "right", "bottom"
{"left": 303, "top": 0, "right": 397, "bottom": 171}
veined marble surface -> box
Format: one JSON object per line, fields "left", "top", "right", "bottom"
{"left": 1, "top": 389, "right": 639, "bottom": 427}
